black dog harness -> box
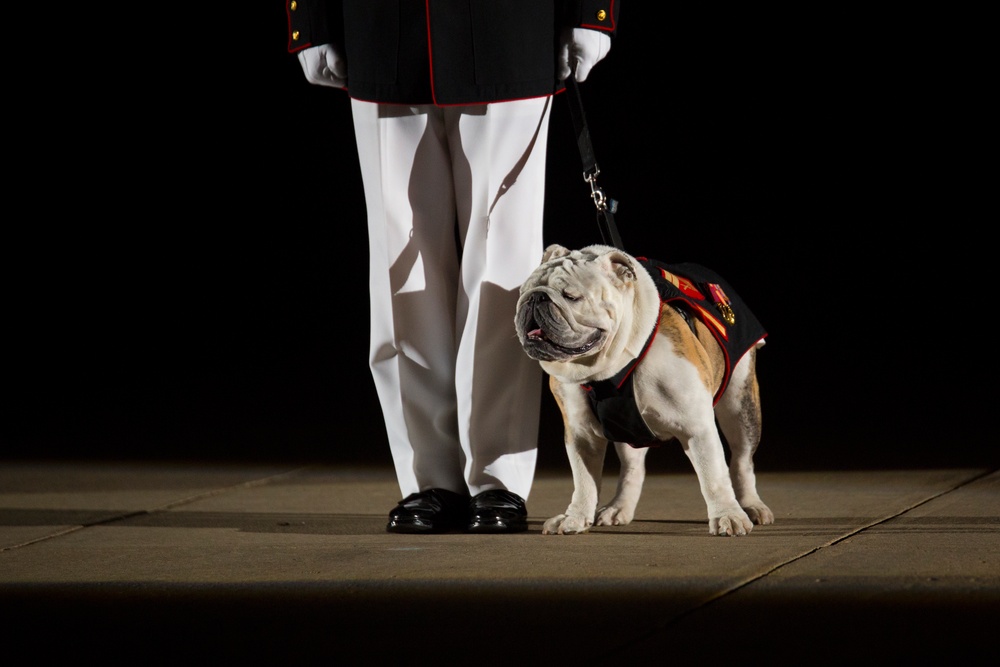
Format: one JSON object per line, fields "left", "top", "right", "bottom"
{"left": 582, "top": 259, "right": 767, "bottom": 447}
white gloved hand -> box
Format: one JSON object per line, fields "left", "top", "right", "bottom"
{"left": 297, "top": 43, "right": 347, "bottom": 89}
{"left": 557, "top": 28, "right": 611, "bottom": 82}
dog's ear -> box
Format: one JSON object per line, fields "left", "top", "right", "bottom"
{"left": 542, "top": 244, "right": 571, "bottom": 263}
{"left": 607, "top": 251, "right": 638, "bottom": 284}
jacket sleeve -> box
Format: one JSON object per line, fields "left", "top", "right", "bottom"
{"left": 286, "top": 1, "right": 343, "bottom": 53}
{"left": 563, "top": 0, "right": 619, "bottom": 36}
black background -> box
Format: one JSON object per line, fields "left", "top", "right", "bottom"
{"left": 4, "top": 5, "right": 993, "bottom": 472}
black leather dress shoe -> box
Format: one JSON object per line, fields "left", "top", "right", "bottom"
{"left": 386, "top": 488, "right": 469, "bottom": 534}
{"left": 466, "top": 489, "right": 528, "bottom": 533}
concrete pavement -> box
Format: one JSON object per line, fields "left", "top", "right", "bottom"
{"left": 1, "top": 460, "right": 997, "bottom": 664}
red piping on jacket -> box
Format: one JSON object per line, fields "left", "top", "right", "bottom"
{"left": 422, "top": 0, "right": 577, "bottom": 107}
{"left": 286, "top": 2, "right": 311, "bottom": 53}
{"left": 581, "top": 0, "right": 617, "bottom": 33}
{"left": 425, "top": 2, "right": 438, "bottom": 106}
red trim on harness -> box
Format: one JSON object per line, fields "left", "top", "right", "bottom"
{"left": 613, "top": 312, "right": 663, "bottom": 389}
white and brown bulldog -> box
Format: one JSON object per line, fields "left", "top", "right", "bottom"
{"left": 515, "top": 244, "right": 773, "bottom": 536}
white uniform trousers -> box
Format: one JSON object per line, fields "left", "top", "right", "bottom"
{"left": 351, "top": 96, "right": 552, "bottom": 501}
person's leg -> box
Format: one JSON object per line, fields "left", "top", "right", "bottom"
{"left": 444, "top": 96, "right": 552, "bottom": 503}
{"left": 351, "top": 101, "right": 467, "bottom": 502}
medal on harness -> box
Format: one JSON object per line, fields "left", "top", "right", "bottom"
{"left": 707, "top": 283, "right": 736, "bottom": 325}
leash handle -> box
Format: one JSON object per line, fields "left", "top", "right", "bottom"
{"left": 565, "top": 77, "right": 624, "bottom": 250}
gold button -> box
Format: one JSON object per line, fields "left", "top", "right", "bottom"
{"left": 292, "top": 30, "right": 300, "bottom": 41}
{"left": 596, "top": 9, "right": 607, "bottom": 21}
{"left": 290, "top": 1, "right": 297, "bottom": 10}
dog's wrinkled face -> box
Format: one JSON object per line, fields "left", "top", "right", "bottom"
{"left": 515, "top": 244, "right": 637, "bottom": 363}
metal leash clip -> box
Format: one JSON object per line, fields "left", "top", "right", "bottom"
{"left": 584, "top": 168, "right": 618, "bottom": 215}
{"left": 568, "top": 75, "right": 623, "bottom": 249}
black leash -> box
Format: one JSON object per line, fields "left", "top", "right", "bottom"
{"left": 564, "top": 76, "right": 624, "bottom": 250}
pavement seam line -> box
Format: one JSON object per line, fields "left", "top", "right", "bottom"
{"left": 0, "top": 466, "right": 310, "bottom": 553}
{"left": 1, "top": 526, "right": 89, "bottom": 551}
{"left": 137, "top": 466, "right": 310, "bottom": 513}
{"left": 602, "top": 466, "right": 998, "bottom": 659}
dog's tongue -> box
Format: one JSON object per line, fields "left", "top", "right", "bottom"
{"left": 527, "top": 328, "right": 544, "bottom": 339}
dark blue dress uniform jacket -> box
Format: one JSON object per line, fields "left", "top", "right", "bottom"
{"left": 286, "top": 1, "right": 619, "bottom": 105}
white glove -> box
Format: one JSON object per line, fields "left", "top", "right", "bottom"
{"left": 557, "top": 28, "right": 611, "bottom": 82}
{"left": 297, "top": 43, "right": 347, "bottom": 89}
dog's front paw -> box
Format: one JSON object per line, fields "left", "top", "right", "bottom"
{"left": 595, "top": 503, "right": 634, "bottom": 526}
{"left": 542, "top": 513, "right": 593, "bottom": 535}
{"left": 709, "top": 508, "right": 754, "bottom": 537}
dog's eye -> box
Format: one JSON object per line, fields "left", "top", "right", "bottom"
{"left": 562, "top": 290, "right": 582, "bottom": 302}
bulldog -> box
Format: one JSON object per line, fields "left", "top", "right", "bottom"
{"left": 515, "top": 244, "right": 773, "bottom": 536}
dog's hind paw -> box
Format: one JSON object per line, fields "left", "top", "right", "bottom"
{"left": 743, "top": 502, "right": 774, "bottom": 526}
{"left": 542, "top": 514, "right": 592, "bottom": 535}
{"left": 595, "top": 504, "right": 634, "bottom": 526}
